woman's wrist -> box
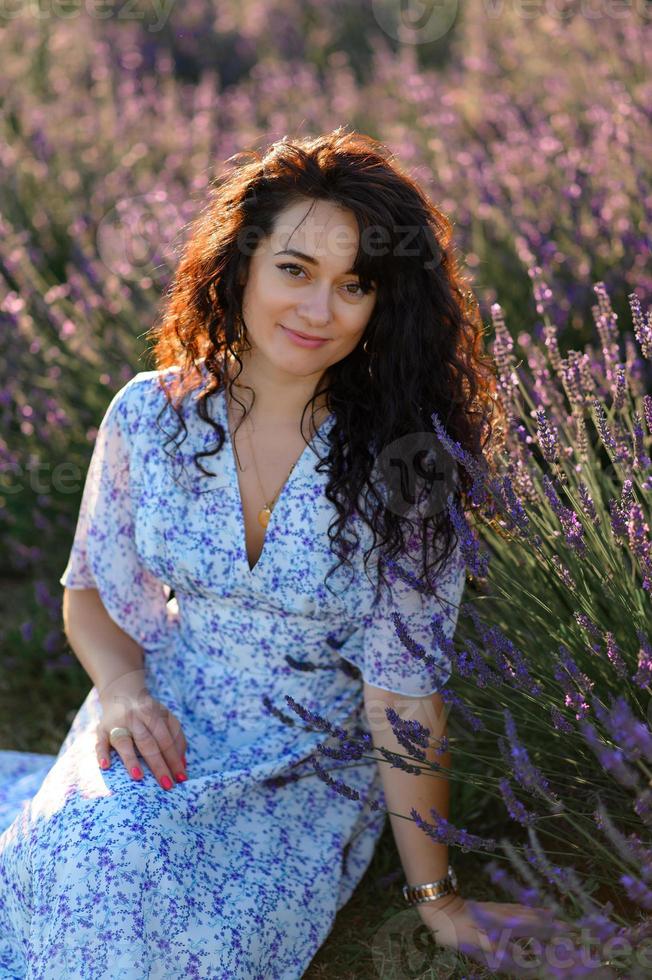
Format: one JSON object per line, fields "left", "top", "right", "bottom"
{"left": 415, "top": 891, "right": 464, "bottom": 922}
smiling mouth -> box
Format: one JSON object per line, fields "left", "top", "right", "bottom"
{"left": 280, "top": 325, "right": 329, "bottom": 341}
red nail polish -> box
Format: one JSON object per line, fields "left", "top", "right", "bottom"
{"left": 175, "top": 772, "right": 187, "bottom": 783}
{"left": 131, "top": 766, "right": 143, "bottom": 779}
{"left": 99, "top": 758, "right": 109, "bottom": 770}
{"left": 160, "top": 775, "right": 173, "bottom": 790}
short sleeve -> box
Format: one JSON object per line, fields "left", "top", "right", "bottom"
{"left": 352, "top": 522, "right": 466, "bottom": 698}
{"left": 59, "top": 375, "right": 174, "bottom": 653}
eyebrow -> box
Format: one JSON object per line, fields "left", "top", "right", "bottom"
{"left": 274, "top": 248, "right": 357, "bottom": 276}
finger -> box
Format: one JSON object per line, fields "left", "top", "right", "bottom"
{"left": 129, "top": 715, "right": 180, "bottom": 790}
{"left": 133, "top": 697, "right": 187, "bottom": 777}
{"left": 96, "top": 729, "right": 111, "bottom": 771}
{"left": 143, "top": 711, "right": 187, "bottom": 784}
{"left": 161, "top": 709, "right": 189, "bottom": 767}
{"left": 107, "top": 728, "right": 144, "bottom": 781}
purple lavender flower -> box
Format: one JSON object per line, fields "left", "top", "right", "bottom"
{"left": 579, "top": 720, "right": 641, "bottom": 790}
{"left": 310, "top": 755, "right": 381, "bottom": 811}
{"left": 602, "top": 632, "right": 628, "bottom": 678}
{"left": 550, "top": 707, "right": 574, "bottom": 735}
{"left": 627, "top": 502, "right": 652, "bottom": 592}
{"left": 612, "top": 363, "right": 627, "bottom": 412}
{"left": 592, "top": 400, "right": 617, "bottom": 454}
{"left": 592, "top": 695, "right": 652, "bottom": 764}
{"left": 608, "top": 497, "right": 628, "bottom": 542}
{"left": 560, "top": 351, "right": 592, "bottom": 407}
{"left": 543, "top": 323, "right": 563, "bottom": 373}
{"left": 574, "top": 612, "right": 602, "bottom": 654}
{"left": 594, "top": 801, "right": 652, "bottom": 882}
{"left": 389, "top": 611, "right": 451, "bottom": 690}
{"left": 644, "top": 395, "right": 652, "bottom": 437}
{"left": 439, "top": 688, "right": 486, "bottom": 733}
{"left": 620, "top": 874, "right": 652, "bottom": 910}
{"left": 430, "top": 411, "right": 489, "bottom": 507}
{"left": 593, "top": 282, "right": 621, "bottom": 379}
{"left": 551, "top": 555, "right": 576, "bottom": 589}
{"left": 631, "top": 412, "right": 652, "bottom": 470}
{"left": 535, "top": 407, "right": 561, "bottom": 464}
{"left": 629, "top": 292, "right": 652, "bottom": 360}
{"left": 452, "top": 638, "right": 503, "bottom": 688}
{"left": 635, "top": 789, "right": 652, "bottom": 826}
{"left": 447, "top": 497, "right": 490, "bottom": 577}
{"left": 376, "top": 746, "right": 423, "bottom": 774}
{"left": 411, "top": 805, "right": 497, "bottom": 852}
{"left": 317, "top": 738, "right": 365, "bottom": 762}
{"left": 499, "top": 777, "right": 538, "bottom": 827}
{"left": 464, "top": 605, "right": 543, "bottom": 697}
{"left": 632, "top": 631, "right": 652, "bottom": 689}
{"left": 496, "top": 473, "right": 531, "bottom": 537}
{"left": 485, "top": 860, "right": 546, "bottom": 907}
{"left": 523, "top": 839, "right": 576, "bottom": 893}
{"left": 542, "top": 474, "right": 587, "bottom": 557}
{"left": 283, "top": 695, "right": 348, "bottom": 740}
{"left": 490, "top": 302, "right": 520, "bottom": 415}
{"left": 385, "top": 705, "right": 431, "bottom": 748}
{"left": 577, "top": 481, "right": 598, "bottom": 523}
{"left": 502, "top": 710, "right": 562, "bottom": 808}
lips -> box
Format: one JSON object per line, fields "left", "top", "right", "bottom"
{"left": 279, "top": 324, "right": 330, "bottom": 349}
{"left": 282, "top": 325, "right": 327, "bottom": 341}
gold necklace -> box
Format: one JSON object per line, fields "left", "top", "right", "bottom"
{"left": 244, "top": 414, "right": 299, "bottom": 528}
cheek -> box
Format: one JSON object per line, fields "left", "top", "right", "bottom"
{"left": 333, "top": 330, "right": 365, "bottom": 356}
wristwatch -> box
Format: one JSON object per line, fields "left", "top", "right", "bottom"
{"left": 402, "top": 865, "right": 458, "bottom": 906}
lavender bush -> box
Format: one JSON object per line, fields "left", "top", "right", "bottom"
{"left": 292, "top": 276, "right": 652, "bottom": 976}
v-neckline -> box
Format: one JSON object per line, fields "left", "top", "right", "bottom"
{"left": 217, "top": 386, "right": 334, "bottom": 576}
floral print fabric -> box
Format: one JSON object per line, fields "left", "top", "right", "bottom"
{"left": 0, "top": 366, "right": 466, "bottom": 978}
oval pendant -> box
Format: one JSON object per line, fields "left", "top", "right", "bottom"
{"left": 258, "top": 507, "right": 272, "bottom": 528}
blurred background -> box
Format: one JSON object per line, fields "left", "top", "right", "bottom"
{"left": 0, "top": 2, "right": 650, "bottom": 975}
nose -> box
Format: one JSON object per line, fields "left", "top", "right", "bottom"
{"left": 296, "top": 284, "right": 333, "bottom": 330}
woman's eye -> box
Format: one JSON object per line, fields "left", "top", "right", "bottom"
{"left": 278, "top": 263, "right": 305, "bottom": 279}
{"left": 277, "top": 263, "right": 369, "bottom": 297}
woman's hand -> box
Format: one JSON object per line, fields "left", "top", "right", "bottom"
{"left": 416, "top": 893, "right": 572, "bottom": 974}
{"left": 95, "top": 674, "right": 188, "bottom": 791}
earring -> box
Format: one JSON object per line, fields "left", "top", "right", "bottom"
{"left": 362, "top": 337, "right": 375, "bottom": 379}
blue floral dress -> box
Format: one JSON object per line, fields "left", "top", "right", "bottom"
{"left": 0, "top": 366, "right": 466, "bottom": 979}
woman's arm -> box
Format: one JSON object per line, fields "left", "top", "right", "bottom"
{"left": 63, "top": 586, "right": 147, "bottom": 701}
{"left": 363, "top": 682, "right": 452, "bottom": 892}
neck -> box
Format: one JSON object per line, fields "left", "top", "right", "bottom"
{"left": 223, "top": 348, "right": 331, "bottom": 430}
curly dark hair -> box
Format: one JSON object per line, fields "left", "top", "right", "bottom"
{"left": 144, "top": 127, "right": 504, "bottom": 601}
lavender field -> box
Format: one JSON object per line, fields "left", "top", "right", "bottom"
{"left": 1, "top": 1, "right": 651, "bottom": 976}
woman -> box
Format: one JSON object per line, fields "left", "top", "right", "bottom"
{"left": 0, "top": 129, "right": 556, "bottom": 978}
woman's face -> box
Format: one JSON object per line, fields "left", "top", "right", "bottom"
{"left": 238, "top": 197, "right": 378, "bottom": 380}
